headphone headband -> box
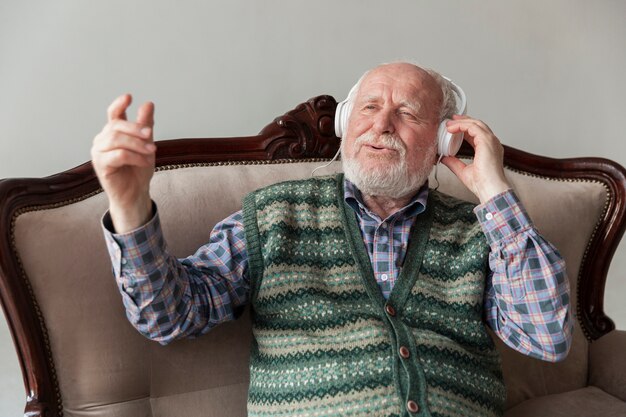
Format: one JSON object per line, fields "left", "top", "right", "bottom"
{"left": 443, "top": 76, "right": 467, "bottom": 118}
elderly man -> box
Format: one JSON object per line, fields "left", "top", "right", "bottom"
{"left": 92, "top": 62, "right": 572, "bottom": 417}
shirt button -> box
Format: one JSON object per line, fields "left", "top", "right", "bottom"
{"left": 485, "top": 212, "right": 494, "bottom": 221}
{"left": 385, "top": 304, "right": 396, "bottom": 317}
{"left": 399, "top": 346, "right": 410, "bottom": 359}
{"left": 407, "top": 400, "right": 419, "bottom": 413}
{"left": 381, "top": 273, "right": 389, "bottom": 282}
{"left": 121, "top": 258, "right": 127, "bottom": 265}
{"left": 125, "top": 286, "right": 134, "bottom": 294}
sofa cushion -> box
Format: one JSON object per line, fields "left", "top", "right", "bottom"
{"left": 504, "top": 386, "right": 626, "bottom": 417}
{"left": 589, "top": 330, "right": 626, "bottom": 401}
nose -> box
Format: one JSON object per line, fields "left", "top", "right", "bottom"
{"left": 372, "top": 108, "right": 395, "bottom": 135}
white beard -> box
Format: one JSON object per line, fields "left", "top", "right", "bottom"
{"left": 341, "top": 131, "right": 436, "bottom": 199}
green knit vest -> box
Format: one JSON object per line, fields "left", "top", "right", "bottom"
{"left": 242, "top": 174, "right": 505, "bottom": 417}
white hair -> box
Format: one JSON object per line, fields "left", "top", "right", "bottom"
{"left": 423, "top": 68, "right": 458, "bottom": 121}
{"left": 345, "top": 62, "right": 458, "bottom": 123}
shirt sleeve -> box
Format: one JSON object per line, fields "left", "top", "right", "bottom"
{"left": 475, "top": 190, "right": 573, "bottom": 362}
{"left": 102, "top": 204, "right": 250, "bottom": 345}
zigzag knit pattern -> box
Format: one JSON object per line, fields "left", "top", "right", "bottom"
{"left": 242, "top": 174, "right": 505, "bottom": 417}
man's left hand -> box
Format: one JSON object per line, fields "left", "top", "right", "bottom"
{"left": 440, "top": 115, "right": 511, "bottom": 204}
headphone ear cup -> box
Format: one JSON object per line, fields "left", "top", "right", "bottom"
{"left": 334, "top": 99, "right": 352, "bottom": 138}
{"left": 437, "top": 120, "right": 463, "bottom": 157}
{"left": 437, "top": 121, "right": 450, "bottom": 156}
{"left": 334, "top": 101, "right": 344, "bottom": 138}
{"left": 447, "top": 132, "right": 463, "bottom": 157}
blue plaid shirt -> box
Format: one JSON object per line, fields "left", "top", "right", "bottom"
{"left": 104, "top": 180, "right": 572, "bottom": 362}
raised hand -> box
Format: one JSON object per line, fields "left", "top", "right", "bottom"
{"left": 440, "top": 115, "right": 511, "bottom": 203}
{"left": 91, "top": 94, "right": 156, "bottom": 232}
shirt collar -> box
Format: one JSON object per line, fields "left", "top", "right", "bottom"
{"left": 343, "top": 177, "right": 429, "bottom": 220}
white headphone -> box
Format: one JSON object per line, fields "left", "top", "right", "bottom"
{"left": 334, "top": 76, "right": 467, "bottom": 157}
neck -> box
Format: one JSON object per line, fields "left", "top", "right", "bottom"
{"left": 362, "top": 193, "right": 414, "bottom": 219}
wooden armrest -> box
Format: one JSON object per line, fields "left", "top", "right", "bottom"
{"left": 589, "top": 329, "right": 626, "bottom": 401}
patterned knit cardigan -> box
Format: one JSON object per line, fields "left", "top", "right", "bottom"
{"left": 242, "top": 174, "right": 505, "bottom": 417}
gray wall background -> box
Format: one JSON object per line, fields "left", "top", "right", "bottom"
{"left": 1, "top": 0, "right": 625, "bottom": 414}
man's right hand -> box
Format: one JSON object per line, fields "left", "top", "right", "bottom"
{"left": 91, "top": 94, "right": 156, "bottom": 233}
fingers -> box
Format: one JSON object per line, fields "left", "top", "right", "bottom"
{"left": 92, "top": 133, "right": 155, "bottom": 176}
{"left": 97, "top": 148, "right": 154, "bottom": 170}
{"left": 105, "top": 119, "right": 152, "bottom": 141}
{"left": 446, "top": 117, "right": 498, "bottom": 149}
{"left": 95, "top": 131, "right": 155, "bottom": 155}
{"left": 107, "top": 94, "right": 132, "bottom": 122}
{"left": 98, "top": 97, "right": 156, "bottom": 156}
{"left": 136, "top": 101, "right": 155, "bottom": 128}
{"left": 93, "top": 104, "right": 156, "bottom": 177}
{"left": 447, "top": 117, "right": 494, "bottom": 135}
{"left": 92, "top": 128, "right": 155, "bottom": 167}
{"left": 96, "top": 118, "right": 153, "bottom": 151}
{"left": 106, "top": 94, "right": 155, "bottom": 128}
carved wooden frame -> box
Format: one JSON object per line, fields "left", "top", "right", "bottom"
{"left": 0, "top": 95, "right": 624, "bottom": 416}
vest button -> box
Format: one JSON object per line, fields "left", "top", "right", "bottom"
{"left": 407, "top": 400, "right": 419, "bottom": 413}
{"left": 385, "top": 304, "right": 396, "bottom": 316}
{"left": 399, "top": 346, "right": 410, "bottom": 359}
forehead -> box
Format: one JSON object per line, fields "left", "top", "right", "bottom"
{"left": 356, "top": 66, "right": 441, "bottom": 112}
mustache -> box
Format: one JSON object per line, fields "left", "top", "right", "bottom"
{"left": 354, "top": 132, "right": 406, "bottom": 156}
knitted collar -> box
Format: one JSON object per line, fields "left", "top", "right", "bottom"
{"left": 343, "top": 177, "right": 429, "bottom": 221}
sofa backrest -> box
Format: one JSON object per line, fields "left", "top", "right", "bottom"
{"left": 1, "top": 95, "right": 624, "bottom": 416}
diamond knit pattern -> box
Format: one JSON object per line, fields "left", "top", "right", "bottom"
{"left": 242, "top": 174, "right": 505, "bottom": 417}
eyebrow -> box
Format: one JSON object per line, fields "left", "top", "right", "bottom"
{"left": 360, "top": 95, "right": 423, "bottom": 115}
{"left": 398, "top": 100, "right": 421, "bottom": 115}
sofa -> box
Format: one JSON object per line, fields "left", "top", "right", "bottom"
{"left": 0, "top": 95, "right": 625, "bottom": 416}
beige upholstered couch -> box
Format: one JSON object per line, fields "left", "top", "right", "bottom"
{"left": 1, "top": 96, "right": 625, "bottom": 416}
